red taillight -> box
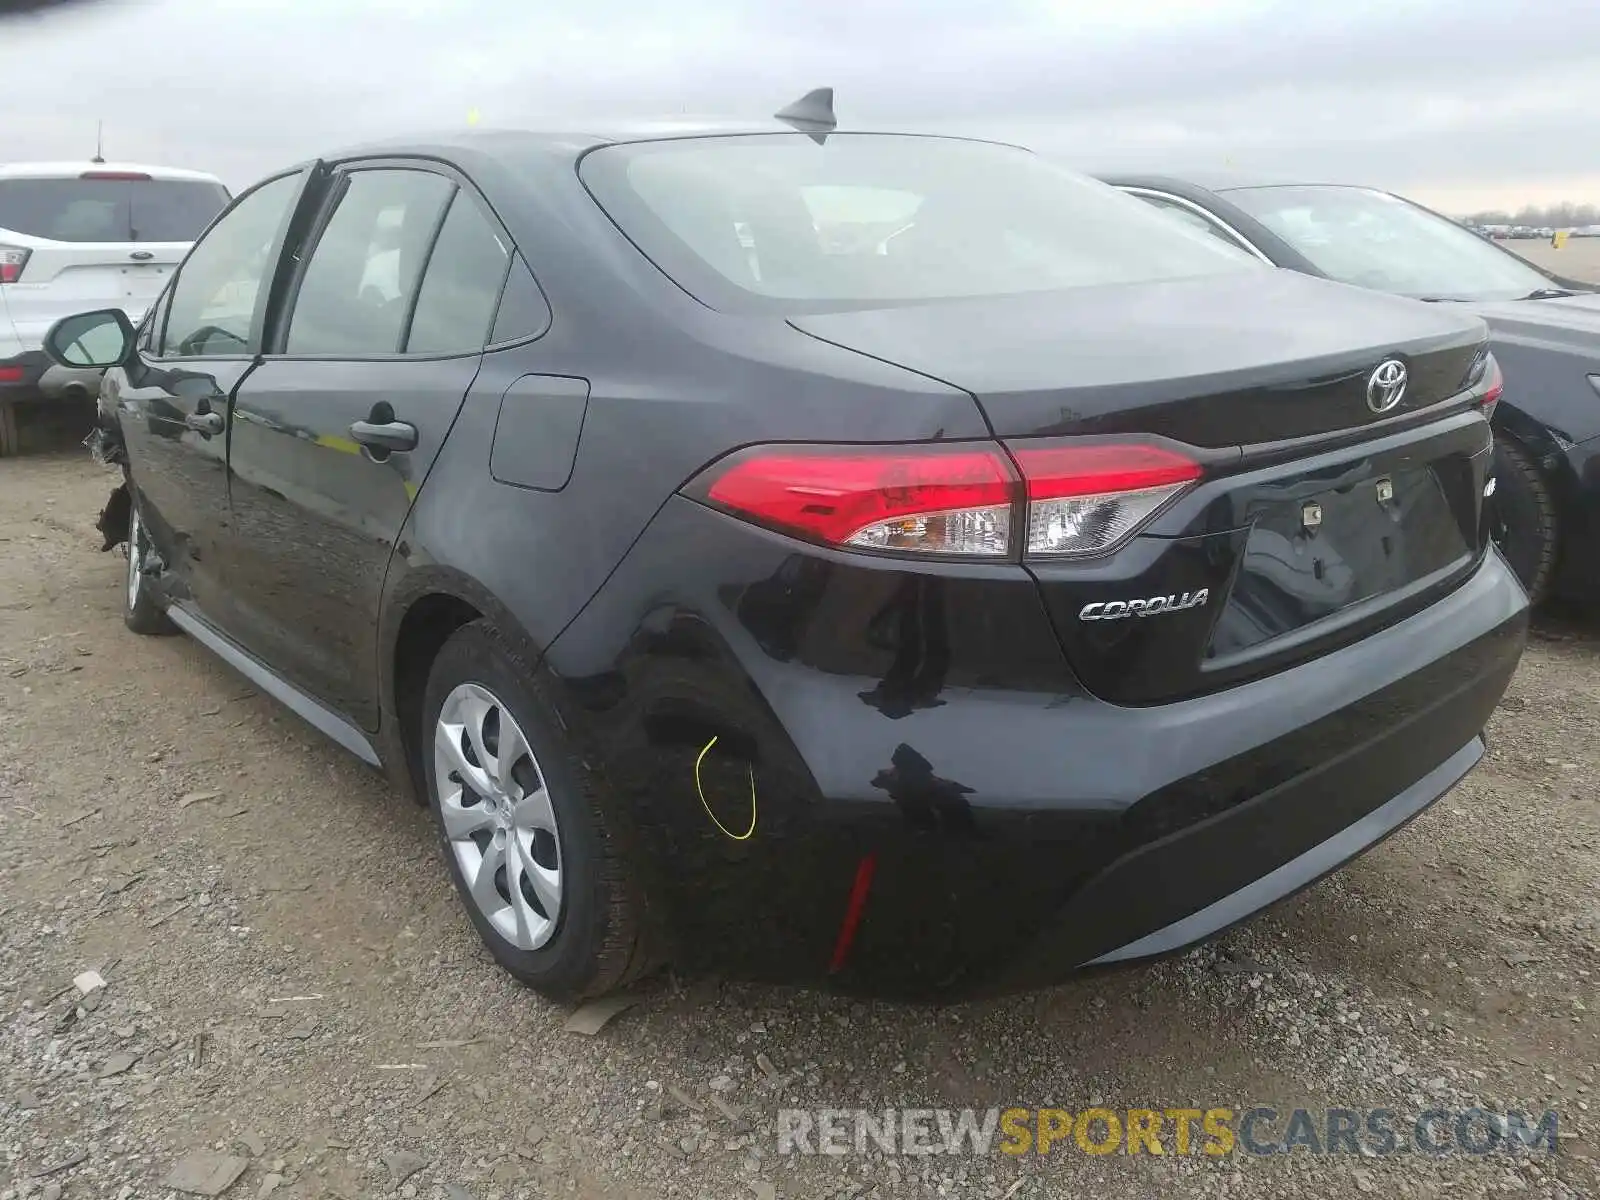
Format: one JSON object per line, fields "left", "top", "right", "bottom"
{"left": 80, "top": 170, "right": 152, "bottom": 181}
{"left": 0, "top": 244, "right": 30, "bottom": 284}
{"left": 0, "top": 365, "right": 24, "bottom": 383}
{"left": 1479, "top": 353, "right": 1504, "bottom": 419}
{"left": 702, "top": 443, "right": 1017, "bottom": 556}
{"left": 1012, "top": 442, "right": 1203, "bottom": 556}
{"left": 692, "top": 439, "right": 1202, "bottom": 559}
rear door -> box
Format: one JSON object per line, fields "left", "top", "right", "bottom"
{"left": 0, "top": 172, "right": 231, "bottom": 348}
{"left": 224, "top": 162, "right": 515, "bottom": 729}
{"left": 113, "top": 169, "right": 313, "bottom": 625}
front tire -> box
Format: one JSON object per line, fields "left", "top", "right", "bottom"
{"left": 421, "top": 620, "right": 656, "bottom": 1001}
{"left": 1491, "top": 435, "right": 1558, "bottom": 604}
{"left": 124, "top": 500, "right": 176, "bottom": 636}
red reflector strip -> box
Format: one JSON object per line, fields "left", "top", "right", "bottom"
{"left": 0, "top": 366, "right": 25, "bottom": 383}
{"left": 1010, "top": 442, "right": 1203, "bottom": 501}
{"left": 80, "top": 170, "right": 153, "bottom": 181}
{"left": 827, "top": 853, "right": 878, "bottom": 974}
{"left": 704, "top": 446, "right": 1016, "bottom": 546}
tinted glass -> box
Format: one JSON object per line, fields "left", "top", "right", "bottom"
{"left": 1131, "top": 194, "right": 1255, "bottom": 256}
{"left": 163, "top": 172, "right": 302, "bottom": 357}
{"left": 1222, "top": 184, "right": 1553, "bottom": 301}
{"left": 286, "top": 170, "right": 453, "bottom": 355}
{"left": 490, "top": 254, "right": 550, "bottom": 344}
{"left": 580, "top": 134, "right": 1258, "bottom": 313}
{"left": 0, "top": 177, "right": 230, "bottom": 243}
{"left": 405, "top": 192, "right": 510, "bottom": 354}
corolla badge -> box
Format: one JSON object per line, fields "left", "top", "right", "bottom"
{"left": 1079, "top": 590, "right": 1209, "bottom": 621}
{"left": 1366, "top": 358, "right": 1409, "bottom": 413}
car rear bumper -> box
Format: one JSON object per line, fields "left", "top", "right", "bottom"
{"left": 0, "top": 348, "right": 50, "bottom": 401}
{"left": 545, "top": 497, "right": 1528, "bottom": 998}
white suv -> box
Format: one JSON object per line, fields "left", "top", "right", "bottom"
{"left": 0, "top": 161, "right": 230, "bottom": 416}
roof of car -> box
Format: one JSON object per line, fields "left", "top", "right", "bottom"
{"left": 1097, "top": 168, "right": 1367, "bottom": 194}
{"left": 0, "top": 160, "right": 225, "bottom": 183}
{"left": 321, "top": 122, "right": 1008, "bottom": 166}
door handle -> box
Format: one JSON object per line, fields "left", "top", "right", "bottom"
{"left": 185, "top": 411, "right": 224, "bottom": 436}
{"left": 350, "top": 419, "right": 418, "bottom": 453}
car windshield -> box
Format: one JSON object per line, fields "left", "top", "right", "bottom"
{"left": 0, "top": 176, "right": 231, "bottom": 243}
{"left": 1221, "top": 184, "right": 1555, "bottom": 302}
{"left": 580, "top": 134, "right": 1261, "bottom": 313}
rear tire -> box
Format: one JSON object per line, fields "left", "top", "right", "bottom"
{"left": 1491, "top": 435, "right": 1558, "bottom": 604}
{"left": 420, "top": 620, "right": 656, "bottom": 1001}
{"left": 124, "top": 499, "right": 177, "bottom": 636}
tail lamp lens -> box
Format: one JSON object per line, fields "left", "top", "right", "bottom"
{"left": 1012, "top": 443, "right": 1202, "bottom": 557}
{"left": 691, "top": 440, "right": 1201, "bottom": 560}
{"left": 0, "top": 244, "right": 30, "bottom": 284}
{"left": 701, "top": 445, "right": 1016, "bottom": 556}
{"left": 1479, "top": 353, "right": 1504, "bottom": 419}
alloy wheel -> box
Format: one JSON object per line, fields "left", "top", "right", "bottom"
{"left": 433, "top": 682, "right": 563, "bottom": 950}
{"left": 126, "top": 506, "right": 145, "bottom": 610}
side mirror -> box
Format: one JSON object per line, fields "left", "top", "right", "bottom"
{"left": 43, "top": 309, "right": 136, "bottom": 370}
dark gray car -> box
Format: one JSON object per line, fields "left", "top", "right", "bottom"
{"left": 1106, "top": 172, "right": 1600, "bottom": 602}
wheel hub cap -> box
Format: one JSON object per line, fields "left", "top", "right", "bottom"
{"left": 432, "top": 682, "right": 563, "bottom": 950}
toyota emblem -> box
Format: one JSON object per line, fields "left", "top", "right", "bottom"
{"left": 1366, "top": 358, "right": 1408, "bottom": 414}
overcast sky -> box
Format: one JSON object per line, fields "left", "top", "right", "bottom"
{"left": 5, "top": 0, "right": 1598, "bottom": 213}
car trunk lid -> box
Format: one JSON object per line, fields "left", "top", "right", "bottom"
{"left": 791, "top": 270, "right": 1494, "bottom": 702}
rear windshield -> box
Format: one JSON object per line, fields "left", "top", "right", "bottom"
{"left": 0, "top": 177, "right": 231, "bottom": 243}
{"left": 580, "top": 134, "right": 1260, "bottom": 313}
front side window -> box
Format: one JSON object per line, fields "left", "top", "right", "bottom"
{"left": 162, "top": 172, "right": 302, "bottom": 357}
{"left": 285, "top": 169, "right": 453, "bottom": 356}
{"left": 579, "top": 134, "right": 1260, "bottom": 314}
{"left": 1221, "top": 184, "right": 1556, "bottom": 301}
{"left": 404, "top": 191, "right": 510, "bottom": 355}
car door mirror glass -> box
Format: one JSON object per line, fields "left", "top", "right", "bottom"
{"left": 44, "top": 309, "right": 133, "bottom": 368}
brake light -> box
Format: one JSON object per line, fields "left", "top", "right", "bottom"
{"left": 1011, "top": 443, "right": 1203, "bottom": 557}
{"left": 1479, "top": 353, "right": 1504, "bottom": 419}
{"left": 691, "top": 439, "right": 1202, "bottom": 559}
{"left": 0, "top": 365, "right": 24, "bottom": 383}
{"left": 80, "top": 170, "right": 152, "bottom": 181}
{"left": 0, "top": 244, "right": 30, "bottom": 284}
{"left": 701, "top": 444, "right": 1016, "bottom": 556}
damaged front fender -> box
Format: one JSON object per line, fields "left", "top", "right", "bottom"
{"left": 95, "top": 481, "right": 131, "bottom": 553}
{"left": 84, "top": 406, "right": 132, "bottom": 552}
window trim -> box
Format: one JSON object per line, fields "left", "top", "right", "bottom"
{"left": 1117, "top": 187, "right": 1274, "bottom": 264}
{"left": 149, "top": 166, "right": 318, "bottom": 363}
{"left": 265, "top": 156, "right": 539, "bottom": 363}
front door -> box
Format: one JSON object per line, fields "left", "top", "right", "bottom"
{"left": 115, "top": 169, "right": 310, "bottom": 622}
{"left": 225, "top": 165, "right": 515, "bottom": 729}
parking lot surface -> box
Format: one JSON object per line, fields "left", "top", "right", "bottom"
{"left": 1, "top": 454, "right": 1596, "bottom": 1200}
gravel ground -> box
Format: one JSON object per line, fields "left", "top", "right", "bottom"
{"left": 1, "top": 453, "right": 1596, "bottom": 1200}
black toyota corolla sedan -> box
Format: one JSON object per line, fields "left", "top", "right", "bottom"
{"left": 45, "top": 101, "right": 1526, "bottom": 1001}
{"left": 1104, "top": 172, "right": 1600, "bottom": 604}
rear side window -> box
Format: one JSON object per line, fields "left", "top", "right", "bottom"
{"left": 404, "top": 191, "right": 510, "bottom": 355}
{"left": 0, "top": 177, "right": 230, "bottom": 243}
{"left": 579, "top": 134, "right": 1259, "bottom": 314}
{"left": 285, "top": 169, "right": 453, "bottom": 356}
{"left": 490, "top": 254, "right": 551, "bottom": 344}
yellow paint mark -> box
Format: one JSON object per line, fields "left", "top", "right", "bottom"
{"left": 314, "top": 434, "right": 362, "bottom": 456}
